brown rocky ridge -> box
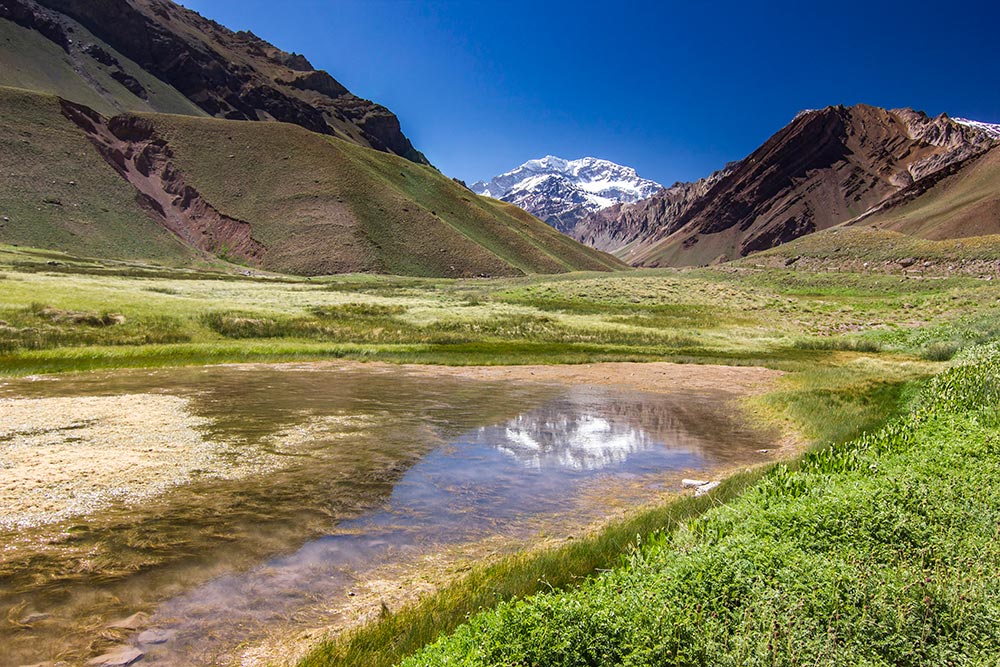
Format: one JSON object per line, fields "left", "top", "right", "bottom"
{"left": 573, "top": 104, "right": 1000, "bottom": 267}
{"left": 60, "top": 98, "right": 267, "bottom": 265}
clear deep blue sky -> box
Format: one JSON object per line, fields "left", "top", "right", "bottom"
{"left": 180, "top": 0, "right": 1000, "bottom": 186}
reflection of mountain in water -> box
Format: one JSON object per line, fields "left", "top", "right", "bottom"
{"left": 481, "top": 413, "right": 652, "bottom": 470}
{"left": 473, "top": 387, "right": 762, "bottom": 472}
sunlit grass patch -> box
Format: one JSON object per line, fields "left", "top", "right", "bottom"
{"left": 0, "top": 303, "right": 190, "bottom": 353}
{"left": 0, "top": 243, "right": 997, "bottom": 374}
{"left": 792, "top": 336, "right": 883, "bottom": 353}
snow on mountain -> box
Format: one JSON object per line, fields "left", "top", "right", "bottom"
{"left": 954, "top": 118, "right": 1000, "bottom": 140}
{"left": 471, "top": 156, "right": 663, "bottom": 232}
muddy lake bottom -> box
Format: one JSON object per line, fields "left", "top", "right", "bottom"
{"left": 0, "top": 361, "right": 780, "bottom": 667}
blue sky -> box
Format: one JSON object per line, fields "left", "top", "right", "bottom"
{"left": 181, "top": 0, "right": 1000, "bottom": 186}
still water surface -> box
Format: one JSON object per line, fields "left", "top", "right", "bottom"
{"left": 0, "top": 363, "right": 773, "bottom": 666}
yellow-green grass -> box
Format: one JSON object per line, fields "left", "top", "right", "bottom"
{"left": 747, "top": 225, "right": 1000, "bottom": 267}
{"left": 2, "top": 243, "right": 995, "bottom": 376}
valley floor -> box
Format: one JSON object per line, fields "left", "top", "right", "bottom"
{"left": 2, "top": 237, "right": 999, "bottom": 666}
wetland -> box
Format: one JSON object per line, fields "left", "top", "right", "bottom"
{"left": 0, "top": 361, "right": 780, "bottom": 666}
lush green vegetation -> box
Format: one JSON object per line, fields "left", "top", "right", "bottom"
{"left": 396, "top": 344, "right": 1000, "bottom": 666}
{"left": 3, "top": 241, "right": 997, "bottom": 376}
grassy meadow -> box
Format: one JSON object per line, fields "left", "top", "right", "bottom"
{"left": 3, "top": 232, "right": 997, "bottom": 376}
{"left": 3, "top": 235, "right": 1000, "bottom": 666}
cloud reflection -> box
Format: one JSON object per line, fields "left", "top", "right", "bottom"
{"left": 480, "top": 410, "right": 652, "bottom": 471}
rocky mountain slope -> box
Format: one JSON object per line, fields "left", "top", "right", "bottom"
{"left": 574, "top": 105, "right": 1000, "bottom": 267}
{"left": 0, "top": 0, "right": 428, "bottom": 163}
{"left": 0, "top": 1, "right": 627, "bottom": 276}
{"left": 573, "top": 164, "right": 735, "bottom": 254}
{"left": 847, "top": 142, "right": 1000, "bottom": 240}
{"left": 0, "top": 87, "right": 625, "bottom": 276}
{"left": 472, "top": 156, "right": 662, "bottom": 232}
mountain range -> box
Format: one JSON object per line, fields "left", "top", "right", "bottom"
{"left": 472, "top": 156, "right": 662, "bottom": 232}
{"left": 572, "top": 106, "right": 1000, "bottom": 266}
{"left": 1, "top": 0, "right": 998, "bottom": 277}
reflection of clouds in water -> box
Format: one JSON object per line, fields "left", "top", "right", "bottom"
{"left": 128, "top": 389, "right": 737, "bottom": 666}
{"left": 483, "top": 412, "right": 652, "bottom": 471}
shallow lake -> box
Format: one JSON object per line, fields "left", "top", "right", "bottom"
{"left": 0, "top": 362, "right": 777, "bottom": 666}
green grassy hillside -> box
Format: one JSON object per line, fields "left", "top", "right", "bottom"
{"left": 0, "top": 87, "right": 200, "bottom": 263}
{"left": 147, "top": 113, "right": 625, "bottom": 276}
{"left": 0, "top": 87, "right": 624, "bottom": 276}
{"left": 0, "top": 18, "right": 206, "bottom": 117}
{"left": 740, "top": 226, "right": 1000, "bottom": 277}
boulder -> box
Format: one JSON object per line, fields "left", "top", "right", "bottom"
{"left": 86, "top": 647, "right": 143, "bottom": 667}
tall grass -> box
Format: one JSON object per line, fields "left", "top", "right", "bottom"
{"left": 1, "top": 250, "right": 996, "bottom": 376}
{"left": 0, "top": 303, "right": 189, "bottom": 353}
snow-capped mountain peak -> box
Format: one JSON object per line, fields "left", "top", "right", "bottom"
{"left": 953, "top": 117, "right": 1000, "bottom": 140}
{"left": 472, "top": 156, "right": 662, "bottom": 232}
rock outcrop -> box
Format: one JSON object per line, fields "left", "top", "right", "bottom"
{"left": 61, "top": 99, "right": 267, "bottom": 265}
{"left": 572, "top": 164, "right": 735, "bottom": 253}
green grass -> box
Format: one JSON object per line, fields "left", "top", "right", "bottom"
{"left": 2, "top": 244, "right": 994, "bottom": 375}
{"left": 396, "top": 344, "right": 1000, "bottom": 666}
{"left": 0, "top": 302, "right": 189, "bottom": 353}
{"left": 748, "top": 225, "right": 1000, "bottom": 268}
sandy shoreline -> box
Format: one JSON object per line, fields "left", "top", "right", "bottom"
{"left": 249, "top": 358, "right": 785, "bottom": 397}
